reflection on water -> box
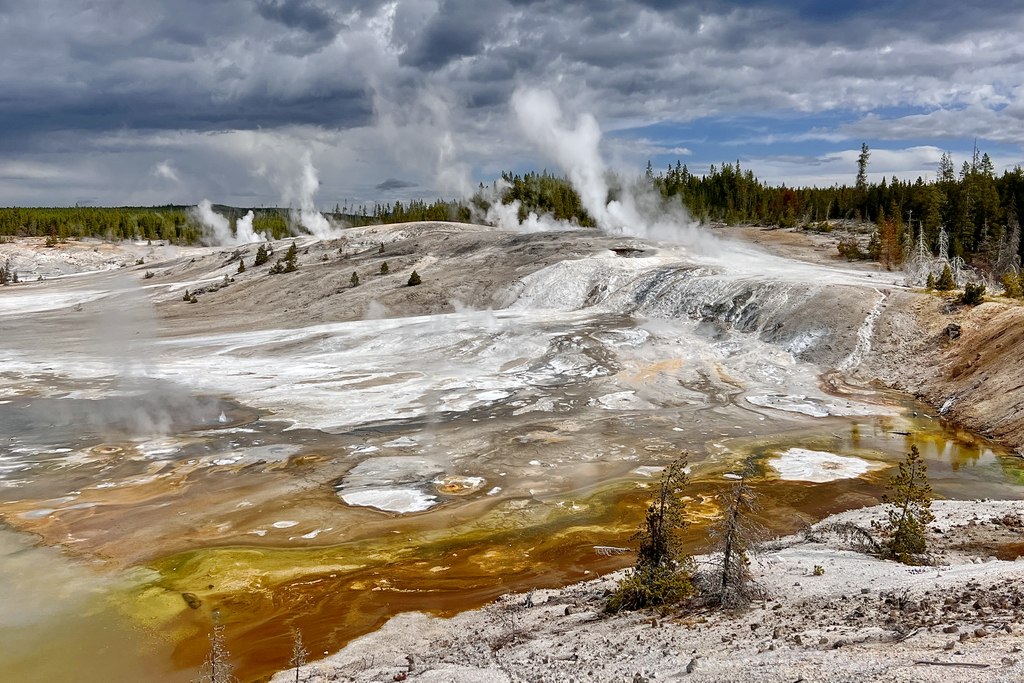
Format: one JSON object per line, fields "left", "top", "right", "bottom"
{"left": 0, "top": 528, "right": 189, "bottom": 683}
{"left": 2, "top": 392, "right": 1021, "bottom": 682}
{"left": 2, "top": 290, "right": 1023, "bottom": 682}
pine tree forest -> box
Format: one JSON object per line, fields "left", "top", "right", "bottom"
{"left": 2, "top": 149, "right": 1022, "bottom": 276}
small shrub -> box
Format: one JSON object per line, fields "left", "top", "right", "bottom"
{"left": 182, "top": 289, "right": 191, "bottom": 301}
{"left": 134, "top": 257, "right": 144, "bottom": 265}
{"left": 1001, "top": 272, "right": 1022, "bottom": 298}
{"left": 407, "top": 270, "right": 422, "bottom": 286}
{"left": 812, "top": 565, "right": 824, "bottom": 576}
{"left": 960, "top": 282, "right": 985, "bottom": 306}
{"left": 189, "top": 295, "right": 198, "bottom": 304}
{"left": 837, "top": 236, "right": 866, "bottom": 260}
{"left": 380, "top": 261, "right": 389, "bottom": 275}
{"left": 606, "top": 563, "right": 695, "bottom": 613}
{"left": 925, "top": 272, "right": 935, "bottom": 290}
{"left": 935, "top": 264, "right": 955, "bottom": 291}
{"left": 378, "top": 242, "right": 385, "bottom": 254}
{"left": 143, "top": 270, "right": 154, "bottom": 279}
{"left": 237, "top": 259, "right": 246, "bottom": 274}
{"left": 350, "top": 271, "right": 359, "bottom": 287}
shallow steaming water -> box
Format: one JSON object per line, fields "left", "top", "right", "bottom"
{"left": 1, "top": 243, "right": 1022, "bottom": 682}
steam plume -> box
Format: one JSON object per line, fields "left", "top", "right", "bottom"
{"left": 510, "top": 87, "right": 716, "bottom": 251}
{"left": 192, "top": 200, "right": 265, "bottom": 246}
{"left": 287, "top": 151, "right": 337, "bottom": 238}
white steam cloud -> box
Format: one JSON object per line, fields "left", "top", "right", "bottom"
{"left": 285, "top": 151, "right": 338, "bottom": 238}
{"left": 510, "top": 87, "right": 716, "bottom": 251}
{"left": 481, "top": 179, "right": 578, "bottom": 233}
{"left": 191, "top": 199, "right": 265, "bottom": 246}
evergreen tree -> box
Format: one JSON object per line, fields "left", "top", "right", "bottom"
{"left": 236, "top": 258, "right": 245, "bottom": 274}
{"left": 935, "top": 263, "right": 955, "bottom": 291}
{"left": 350, "top": 271, "right": 359, "bottom": 287}
{"left": 925, "top": 272, "right": 936, "bottom": 290}
{"left": 856, "top": 143, "right": 871, "bottom": 192}
{"left": 407, "top": 270, "right": 421, "bottom": 286}
{"left": 379, "top": 261, "right": 389, "bottom": 275}
{"left": 961, "top": 282, "right": 986, "bottom": 305}
{"left": 378, "top": 242, "right": 385, "bottom": 254}
{"left": 282, "top": 242, "right": 298, "bottom": 272}
{"left": 607, "top": 456, "right": 695, "bottom": 612}
{"left": 875, "top": 445, "right": 934, "bottom": 564}
{"left": 254, "top": 243, "right": 270, "bottom": 266}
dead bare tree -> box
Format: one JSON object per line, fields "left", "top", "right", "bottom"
{"left": 193, "top": 617, "right": 238, "bottom": 683}
{"left": 701, "top": 475, "right": 766, "bottom": 609}
{"left": 289, "top": 628, "right": 309, "bottom": 683}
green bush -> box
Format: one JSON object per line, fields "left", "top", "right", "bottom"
{"left": 925, "top": 272, "right": 935, "bottom": 290}
{"left": 380, "top": 261, "right": 389, "bottom": 275}
{"left": 350, "top": 271, "right": 359, "bottom": 287}
{"left": 1001, "top": 272, "right": 1023, "bottom": 298}
{"left": 606, "top": 562, "right": 695, "bottom": 613}
{"left": 837, "top": 237, "right": 866, "bottom": 260}
{"left": 935, "top": 264, "right": 955, "bottom": 291}
{"left": 960, "top": 282, "right": 985, "bottom": 306}
{"left": 407, "top": 270, "right": 422, "bottom": 286}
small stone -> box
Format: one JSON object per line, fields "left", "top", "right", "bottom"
{"left": 181, "top": 592, "right": 202, "bottom": 610}
{"left": 944, "top": 641, "right": 955, "bottom": 651}
{"left": 959, "top": 632, "right": 971, "bottom": 643}
{"left": 1004, "top": 624, "right": 1014, "bottom": 634}
{"left": 686, "top": 658, "right": 698, "bottom": 673}
{"left": 942, "top": 625, "right": 959, "bottom": 634}
{"left": 564, "top": 606, "right": 572, "bottom": 616}
{"left": 772, "top": 627, "right": 782, "bottom": 639}
{"left": 818, "top": 637, "right": 828, "bottom": 645}
{"left": 1002, "top": 657, "right": 1018, "bottom": 666}
{"left": 975, "top": 627, "right": 989, "bottom": 638}
{"left": 861, "top": 588, "right": 871, "bottom": 594}
{"left": 793, "top": 634, "right": 803, "bottom": 645}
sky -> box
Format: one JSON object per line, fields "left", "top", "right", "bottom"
{"left": 1, "top": 0, "right": 1023, "bottom": 208}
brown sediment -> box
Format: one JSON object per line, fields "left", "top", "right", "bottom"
{"left": 143, "top": 448, "right": 1017, "bottom": 683}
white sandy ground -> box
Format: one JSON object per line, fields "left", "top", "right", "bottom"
{"left": 271, "top": 500, "right": 1024, "bottom": 683}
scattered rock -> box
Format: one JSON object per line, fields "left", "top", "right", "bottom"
{"left": 181, "top": 592, "right": 202, "bottom": 610}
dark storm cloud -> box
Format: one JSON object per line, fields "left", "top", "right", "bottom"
{"left": 376, "top": 178, "right": 418, "bottom": 191}
{"left": 0, "top": 0, "right": 1021, "bottom": 204}
{"left": 400, "top": 0, "right": 503, "bottom": 70}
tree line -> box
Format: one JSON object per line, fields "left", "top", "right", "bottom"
{"left": 3, "top": 147, "right": 1022, "bottom": 274}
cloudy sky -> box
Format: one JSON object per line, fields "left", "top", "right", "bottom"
{"left": 1, "top": 0, "right": 1023, "bottom": 208}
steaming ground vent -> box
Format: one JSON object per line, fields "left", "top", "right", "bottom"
{"left": 512, "top": 254, "right": 882, "bottom": 368}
